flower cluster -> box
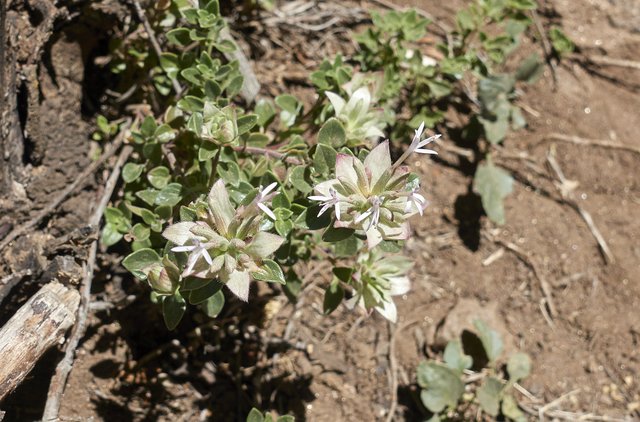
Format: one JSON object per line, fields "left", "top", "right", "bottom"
{"left": 346, "top": 250, "right": 414, "bottom": 322}
{"left": 326, "top": 86, "right": 385, "bottom": 145}
{"left": 160, "top": 180, "right": 283, "bottom": 301}
{"left": 310, "top": 122, "right": 440, "bottom": 249}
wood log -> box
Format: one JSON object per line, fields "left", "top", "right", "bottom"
{"left": 0, "top": 282, "right": 79, "bottom": 402}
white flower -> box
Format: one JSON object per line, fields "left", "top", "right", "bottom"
{"left": 309, "top": 187, "right": 341, "bottom": 220}
{"left": 355, "top": 195, "right": 383, "bottom": 231}
{"left": 405, "top": 187, "right": 426, "bottom": 216}
{"left": 256, "top": 182, "right": 277, "bottom": 220}
{"left": 171, "top": 238, "right": 213, "bottom": 275}
{"left": 411, "top": 122, "right": 440, "bottom": 155}
{"left": 374, "top": 276, "right": 411, "bottom": 322}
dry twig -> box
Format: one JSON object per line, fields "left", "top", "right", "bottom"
{"left": 546, "top": 148, "right": 615, "bottom": 264}
{"left": 483, "top": 232, "right": 557, "bottom": 321}
{"left": 232, "top": 145, "right": 303, "bottom": 165}
{"left": 385, "top": 318, "right": 421, "bottom": 422}
{"left": 42, "top": 144, "right": 133, "bottom": 421}
{"left": 131, "top": 0, "right": 182, "bottom": 95}
{"left": 585, "top": 55, "right": 640, "bottom": 71}
{"left": 544, "top": 133, "right": 640, "bottom": 156}
{"left": 0, "top": 123, "right": 131, "bottom": 252}
{"left": 530, "top": 6, "right": 558, "bottom": 89}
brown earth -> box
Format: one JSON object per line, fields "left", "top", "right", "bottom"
{"left": 1, "top": 0, "right": 639, "bottom": 421}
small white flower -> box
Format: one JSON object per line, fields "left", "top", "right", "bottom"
{"left": 256, "top": 182, "right": 278, "bottom": 220}
{"left": 355, "top": 196, "right": 383, "bottom": 231}
{"left": 405, "top": 187, "right": 426, "bottom": 216}
{"left": 411, "top": 122, "right": 440, "bottom": 155}
{"left": 309, "top": 187, "right": 341, "bottom": 220}
{"left": 172, "top": 238, "right": 213, "bottom": 274}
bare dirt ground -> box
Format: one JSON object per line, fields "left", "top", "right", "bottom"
{"left": 1, "top": 0, "right": 639, "bottom": 421}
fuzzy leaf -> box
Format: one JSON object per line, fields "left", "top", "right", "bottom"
{"left": 473, "top": 319, "right": 504, "bottom": 362}
{"left": 162, "top": 292, "right": 186, "bottom": 330}
{"left": 318, "top": 118, "right": 346, "bottom": 147}
{"left": 148, "top": 166, "right": 171, "bottom": 189}
{"left": 515, "top": 54, "right": 544, "bottom": 83}
{"left": 323, "top": 281, "right": 344, "bottom": 315}
{"left": 476, "top": 377, "right": 504, "bottom": 417}
{"left": 417, "top": 362, "right": 464, "bottom": 413}
{"left": 507, "top": 352, "right": 531, "bottom": 382}
{"left": 289, "top": 166, "right": 313, "bottom": 194}
{"left": 246, "top": 409, "right": 264, "bottom": 422}
{"left": 122, "top": 248, "right": 161, "bottom": 280}
{"left": 163, "top": 222, "right": 196, "bottom": 245}
{"left": 313, "top": 144, "right": 338, "bottom": 176}
{"left": 200, "top": 290, "right": 225, "bottom": 318}
{"left": 443, "top": 340, "right": 473, "bottom": 372}
{"left": 502, "top": 393, "right": 526, "bottom": 422}
{"left": 189, "top": 281, "right": 223, "bottom": 305}
{"left": 473, "top": 160, "right": 513, "bottom": 225}
{"left": 122, "top": 163, "right": 145, "bottom": 183}
{"left": 246, "top": 232, "right": 285, "bottom": 258}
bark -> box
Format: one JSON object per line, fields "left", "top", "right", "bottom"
{"left": 0, "top": 282, "right": 80, "bottom": 402}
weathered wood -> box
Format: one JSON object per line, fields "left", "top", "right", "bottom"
{"left": 0, "top": 282, "right": 80, "bottom": 402}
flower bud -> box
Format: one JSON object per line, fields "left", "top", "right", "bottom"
{"left": 147, "top": 266, "right": 177, "bottom": 295}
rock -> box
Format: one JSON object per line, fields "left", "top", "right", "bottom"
{"left": 433, "top": 298, "right": 515, "bottom": 359}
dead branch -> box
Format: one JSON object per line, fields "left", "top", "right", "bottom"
{"left": 131, "top": 0, "right": 182, "bottom": 96}
{"left": 0, "top": 122, "right": 131, "bottom": 252}
{"left": 0, "top": 282, "right": 80, "bottom": 402}
{"left": 483, "top": 232, "right": 557, "bottom": 321}
{"left": 0, "top": 269, "right": 32, "bottom": 306}
{"left": 546, "top": 148, "right": 615, "bottom": 264}
{"left": 585, "top": 55, "right": 640, "bottom": 71}
{"left": 544, "top": 133, "right": 640, "bottom": 156}
{"left": 42, "top": 144, "right": 133, "bottom": 421}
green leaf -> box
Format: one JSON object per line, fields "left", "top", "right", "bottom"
{"left": 166, "top": 28, "right": 191, "bottom": 46}
{"left": 276, "top": 416, "right": 294, "bottom": 422}
{"left": 322, "top": 226, "right": 354, "bottom": 243}
{"left": 417, "top": 362, "right": 465, "bottom": 413}
{"left": 136, "top": 189, "right": 159, "bottom": 206}
{"left": 189, "top": 281, "right": 223, "bottom": 305}
{"left": 131, "top": 223, "right": 150, "bottom": 241}
{"left": 147, "top": 166, "right": 171, "bottom": 189}
{"left": 323, "top": 281, "right": 344, "bottom": 315}
{"left": 473, "top": 160, "right": 513, "bottom": 225}
{"left": 515, "top": 54, "right": 544, "bottom": 83}
{"left": 101, "top": 224, "right": 123, "bottom": 247}
{"left": 289, "top": 166, "right": 313, "bottom": 194}
{"left": 549, "top": 27, "right": 574, "bottom": 56}
{"left": 122, "top": 248, "right": 161, "bottom": 280}
{"left": 502, "top": 393, "right": 526, "bottom": 422}
{"left": 155, "top": 183, "right": 183, "bottom": 207}
{"left": 255, "top": 99, "right": 276, "bottom": 128}
{"left": 313, "top": 144, "right": 337, "bottom": 175}
{"left": 317, "top": 118, "right": 346, "bottom": 147}
{"left": 476, "top": 377, "right": 504, "bottom": 417}
{"left": 478, "top": 75, "right": 515, "bottom": 112}
{"left": 163, "top": 292, "right": 186, "bottom": 330}
{"left": 140, "top": 116, "right": 157, "bottom": 138}
{"left": 443, "top": 340, "right": 473, "bottom": 373}
{"left": 479, "top": 99, "right": 511, "bottom": 144}
{"left": 122, "top": 163, "right": 144, "bottom": 183}
{"left": 159, "top": 52, "right": 180, "bottom": 79}
{"left": 237, "top": 114, "right": 258, "bottom": 135}
{"left": 200, "top": 290, "right": 225, "bottom": 318}
{"left": 247, "top": 408, "right": 264, "bottom": 422}
{"left": 332, "top": 267, "right": 353, "bottom": 283}
{"left": 334, "top": 235, "right": 359, "bottom": 257}
{"left": 507, "top": 352, "right": 531, "bottom": 382}
{"left": 473, "top": 319, "right": 504, "bottom": 362}
{"left": 251, "top": 259, "right": 285, "bottom": 284}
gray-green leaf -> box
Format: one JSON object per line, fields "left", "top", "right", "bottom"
{"left": 473, "top": 319, "right": 504, "bottom": 362}
{"left": 507, "top": 352, "right": 531, "bottom": 382}
{"left": 443, "top": 340, "right": 473, "bottom": 373}
{"left": 417, "top": 362, "right": 464, "bottom": 413}
{"left": 318, "top": 118, "right": 346, "bottom": 147}
{"left": 476, "top": 376, "right": 504, "bottom": 417}
{"left": 473, "top": 160, "right": 513, "bottom": 225}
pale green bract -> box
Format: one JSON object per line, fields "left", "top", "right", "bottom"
{"left": 325, "top": 87, "right": 385, "bottom": 145}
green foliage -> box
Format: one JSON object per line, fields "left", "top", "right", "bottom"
{"left": 473, "top": 159, "right": 514, "bottom": 225}
{"left": 246, "top": 408, "right": 294, "bottom": 422}
{"left": 549, "top": 26, "right": 575, "bottom": 56}
{"left": 416, "top": 320, "right": 531, "bottom": 420}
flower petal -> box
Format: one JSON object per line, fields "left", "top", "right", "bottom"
{"left": 365, "top": 226, "right": 383, "bottom": 249}
{"left": 226, "top": 270, "right": 251, "bottom": 302}
{"left": 257, "top": 202, "right": 276, "bottom": 220}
